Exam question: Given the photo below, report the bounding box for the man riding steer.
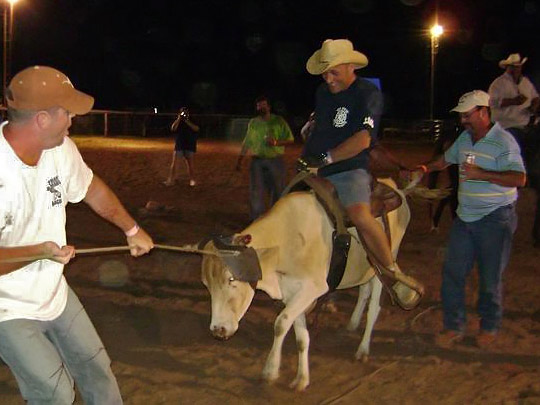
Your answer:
[300,38,415,291]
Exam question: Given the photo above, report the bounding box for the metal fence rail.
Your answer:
[1,106,457,143]
[70,110,252,141]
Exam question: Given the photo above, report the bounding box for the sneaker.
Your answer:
[189,180,196,187]
[163,179,175,187]
[476,330,497,349]
[435,330,464,348]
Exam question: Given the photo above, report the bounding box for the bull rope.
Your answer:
[319,360,399,405]
[0,243,239,263]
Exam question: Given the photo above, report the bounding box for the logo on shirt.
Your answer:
[333,107,349,128]
[363,116,374,129]
[47,176,63,207]
[0,212,13,240]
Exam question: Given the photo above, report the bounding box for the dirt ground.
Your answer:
[1,135,539,404]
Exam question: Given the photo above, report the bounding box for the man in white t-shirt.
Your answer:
[488,53,540,158]
[0,66,154,404]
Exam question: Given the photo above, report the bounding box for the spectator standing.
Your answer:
[412,90,526,348]
[165,107,200,187]
[236,96,294,220]
[488,53,540,159]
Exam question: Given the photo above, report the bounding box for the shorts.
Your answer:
[325,169,371,207]
[174,149,194,158]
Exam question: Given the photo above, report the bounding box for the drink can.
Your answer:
[465,153,475,164]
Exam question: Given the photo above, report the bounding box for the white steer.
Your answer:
[201,178,410,391]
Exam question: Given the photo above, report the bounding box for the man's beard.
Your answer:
[257,109,267,116]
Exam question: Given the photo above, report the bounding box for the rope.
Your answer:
[0,243,239,263]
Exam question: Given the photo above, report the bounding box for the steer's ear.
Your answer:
[253,247,282,300]
[234,234,252,245]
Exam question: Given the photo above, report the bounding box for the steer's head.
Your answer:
[200,236,260,340]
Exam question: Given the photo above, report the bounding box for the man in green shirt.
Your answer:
[236,96,294,220]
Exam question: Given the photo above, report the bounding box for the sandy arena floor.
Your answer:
[0,135,539,404]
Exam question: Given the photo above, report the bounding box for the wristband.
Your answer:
[125,224,140,237]
[418,165,428,173]
[324,151,334,165]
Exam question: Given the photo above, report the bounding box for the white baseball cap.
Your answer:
[450,90,490,113]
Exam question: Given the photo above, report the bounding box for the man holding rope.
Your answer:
[0,66,154,404]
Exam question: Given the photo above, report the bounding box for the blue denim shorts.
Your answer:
[175,150,194,158]
[325,169,372,207]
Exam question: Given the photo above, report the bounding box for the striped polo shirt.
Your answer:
[444,122,525,222]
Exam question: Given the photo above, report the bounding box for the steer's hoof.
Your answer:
[289,377,309,391]
[346,321,360,332]
[261,368,279,384]
[355,351,369,363]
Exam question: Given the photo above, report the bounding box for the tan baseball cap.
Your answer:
[6,66,94,115]
[450,90,490,113]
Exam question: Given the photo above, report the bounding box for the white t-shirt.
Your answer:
[488,72,539,129]
[0,121,93,322]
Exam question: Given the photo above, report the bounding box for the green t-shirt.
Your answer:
[243,114,294,158]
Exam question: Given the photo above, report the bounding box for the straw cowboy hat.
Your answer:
[499,53,528,69]
[306,39,368,75]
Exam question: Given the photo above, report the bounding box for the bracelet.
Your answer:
[324,151,333,165]
[125,224,140,237]
[418,165,428,173]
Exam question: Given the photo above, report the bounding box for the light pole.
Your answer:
[429,23,443,120]
[2,0,18,107]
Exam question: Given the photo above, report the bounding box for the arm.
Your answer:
[83,175,153,256]
[300,115,315,142]
[328,129,371,162]
[462,165,526,187]
[500,94,527,108]
[236,123,252,170]
[489,78,526,108]
[530,96,540,115]
[423,154,451,173]
[268,137,294,147]
[266,117,295,147]
[171,115,182,132]
[0,242,75,276]
[409,154,450,177]
[300,129,374,169]
[184,118,200,133]
[236,141,248,170]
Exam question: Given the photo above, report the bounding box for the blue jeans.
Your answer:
[249,156,286,220]
[441,203,517,333]
[0,287,122,404]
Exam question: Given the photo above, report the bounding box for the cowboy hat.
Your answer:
[499,53,528,69]
[306,39,368,75]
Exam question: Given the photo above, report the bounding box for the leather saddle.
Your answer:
[282,171,423,310]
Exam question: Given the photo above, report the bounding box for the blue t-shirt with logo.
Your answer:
[303,77,383,176]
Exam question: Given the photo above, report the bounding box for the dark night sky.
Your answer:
[9,0,540,120]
